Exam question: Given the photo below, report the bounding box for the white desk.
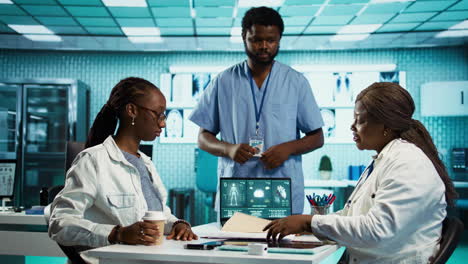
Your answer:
[0,212,64,257]
[87,223,340,264]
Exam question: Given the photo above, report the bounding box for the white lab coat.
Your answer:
[49,136,178,263]
[311,139,446,264]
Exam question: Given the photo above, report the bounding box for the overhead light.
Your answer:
[314,0,331,17]
[230,36,243,43]
[330,34,370,42]
[232,7,238,18]
[121,27,160,36]
[0,0,13,4]
[230,27,242,37]
[450,20,468,30]
[370,0,415,3]
[8,25,54,34]
[230,27,243,43]
[23,34,62,42]
[102,0,147,7]
[435,30,468,38]
[292,64,397,72]
[128,36,163,43]
[338,24,382,34]
[238,0,285,8]
[191,9,196,18]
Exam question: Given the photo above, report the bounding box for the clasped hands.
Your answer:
[227,143,291,169]
[117,221,198,245]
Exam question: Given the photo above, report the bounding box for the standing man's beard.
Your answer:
[244,43,279,66]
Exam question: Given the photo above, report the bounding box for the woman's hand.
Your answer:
[263,215,313,242]
[167,222,198,241]
[119,221,161,245]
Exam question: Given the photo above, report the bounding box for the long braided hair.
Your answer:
[85,77,159,148]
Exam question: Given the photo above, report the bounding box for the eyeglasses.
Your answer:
[133,103,166,123]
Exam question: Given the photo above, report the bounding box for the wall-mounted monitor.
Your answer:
[0,160,16,199]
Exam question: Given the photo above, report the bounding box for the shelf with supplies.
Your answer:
[292,66,406,144]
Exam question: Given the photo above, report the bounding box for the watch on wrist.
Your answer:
[110,225,122,244]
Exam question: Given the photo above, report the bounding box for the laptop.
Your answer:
[219,177,292,226]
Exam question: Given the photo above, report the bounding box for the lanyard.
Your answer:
[248,67,272,135]
[356,160,375,187]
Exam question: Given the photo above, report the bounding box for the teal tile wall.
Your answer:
[0,47,467,225]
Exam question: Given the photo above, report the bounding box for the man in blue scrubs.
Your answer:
[189,7,324,214]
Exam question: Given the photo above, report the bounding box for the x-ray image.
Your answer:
[320,109,336,138]
[164,109,184,138]
[380,72,400,83]
[192,73,211,103]
[299,69,405,143]
[171,74,192,105]
[333,72,353,105]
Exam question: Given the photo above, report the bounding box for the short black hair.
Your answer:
[241,6,284,38]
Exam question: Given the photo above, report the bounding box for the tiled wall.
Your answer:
[1,47,467,224]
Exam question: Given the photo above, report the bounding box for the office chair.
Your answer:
[44,141,87,264]
[194,148,218,224]
[432,216,464,264]
[48,142,154,263]
[65,141,85,172]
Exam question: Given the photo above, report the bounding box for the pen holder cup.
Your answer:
[310,205,330,215]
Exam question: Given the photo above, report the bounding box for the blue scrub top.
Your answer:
[190,60,324,214]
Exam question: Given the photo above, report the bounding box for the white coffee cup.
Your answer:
[142,211,166,245]
[248,243,268,256]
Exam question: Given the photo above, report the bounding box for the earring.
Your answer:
[131,117,135,126]
[383,130,388,137]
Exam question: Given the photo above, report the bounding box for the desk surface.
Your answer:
[0,211,64,257]
[0,211,46,225]
[87,223,339,264]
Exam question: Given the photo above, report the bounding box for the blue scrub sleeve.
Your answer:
[297,75,324,133]
[189,77,220,134]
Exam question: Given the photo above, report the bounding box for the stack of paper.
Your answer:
[221,212,270,233]
[199,212,321,243]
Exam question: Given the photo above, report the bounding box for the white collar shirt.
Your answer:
[49,136,178,250]
[311,139,447,264]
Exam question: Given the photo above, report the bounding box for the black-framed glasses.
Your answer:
[133,103,166,123]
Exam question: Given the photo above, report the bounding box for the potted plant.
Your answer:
[319,155,332,180]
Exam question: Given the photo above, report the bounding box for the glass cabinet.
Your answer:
[0,79,88,208]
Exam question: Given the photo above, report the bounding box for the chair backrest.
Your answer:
[195,148,218,193]
[65,141,85,172]
[432,216,464,264]
[53,141,87,264]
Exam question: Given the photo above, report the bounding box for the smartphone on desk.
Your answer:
[184,241,224,250]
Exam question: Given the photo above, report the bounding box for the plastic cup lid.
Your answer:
[142,211,166,220]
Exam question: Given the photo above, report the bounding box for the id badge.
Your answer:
[249,136,264,157]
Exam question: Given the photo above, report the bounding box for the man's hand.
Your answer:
[260,144,292,169]
[167,223,198,241]
[226,143,256,164]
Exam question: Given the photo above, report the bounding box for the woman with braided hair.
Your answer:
[49,77,197,264]
[264,82,456,263]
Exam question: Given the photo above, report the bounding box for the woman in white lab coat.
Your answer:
[49,77,198,263]
[264,82,457,263]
